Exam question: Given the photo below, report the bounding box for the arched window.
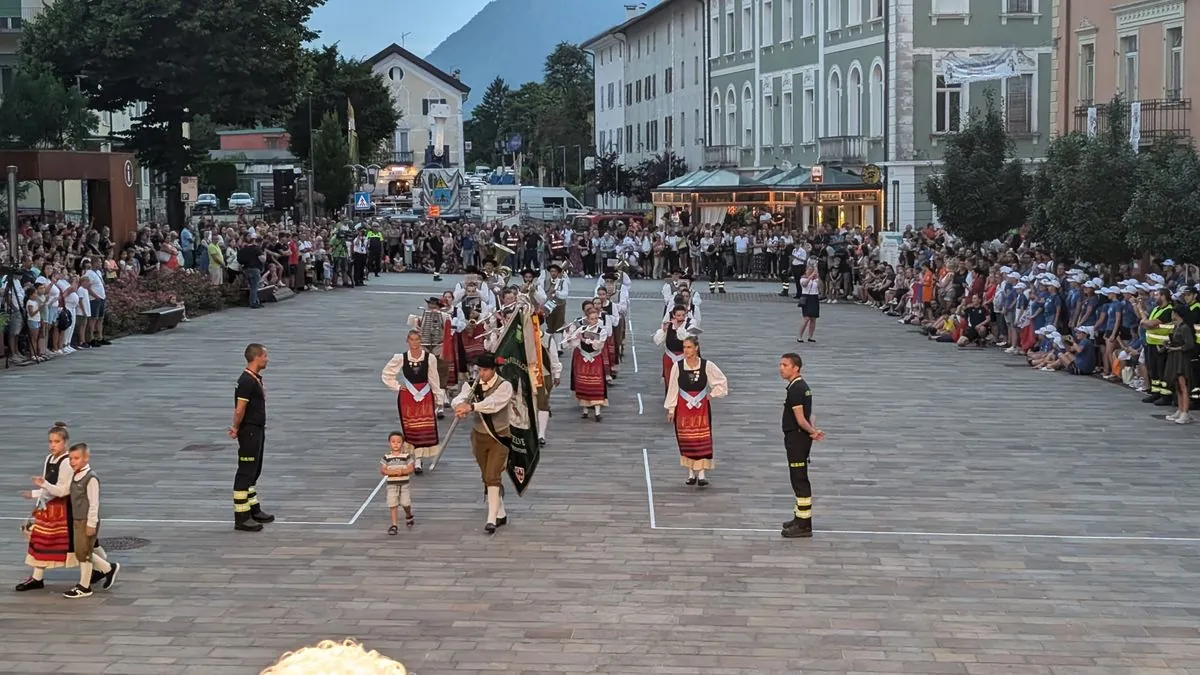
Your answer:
[847,65,862,137]
[869,62,884,138]
[827,69,842,136]
[725,87,737,146]
[742,84,754,148]
[711,90,722,144]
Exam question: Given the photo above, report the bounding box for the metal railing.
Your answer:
[388,150,415,164]
[1073,98,1192,145]
[703,145,739,168]
[817,135,867,164]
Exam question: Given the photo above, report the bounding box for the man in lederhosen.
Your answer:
[452,352,514,534]
[541,263,570,354]
[778,352,824,539]
[229,343,275,532]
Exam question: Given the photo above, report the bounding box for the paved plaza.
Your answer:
[1,274,1199,674]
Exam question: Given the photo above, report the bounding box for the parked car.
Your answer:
[195,193,219,210]
[228,192,254,209]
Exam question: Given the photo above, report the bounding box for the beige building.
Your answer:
[366,43,471,169]
[1052,0,1192,144]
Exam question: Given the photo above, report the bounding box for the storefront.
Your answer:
[653,165,884,231]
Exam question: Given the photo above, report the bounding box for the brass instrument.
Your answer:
[496,265,513,287]
[615,258,630,274]
[494,242,517,258]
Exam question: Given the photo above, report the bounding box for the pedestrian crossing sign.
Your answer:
[354,192,372,210]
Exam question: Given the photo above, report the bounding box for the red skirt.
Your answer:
[397,387,439,452]
[25,496,73,568]
[1019,324,1037,351]
[604,337,618,372]
[441,320,458,387]
[674,396,714,461]
[459,325,486,366]
[662,352,681,392]
[571,351,608,403]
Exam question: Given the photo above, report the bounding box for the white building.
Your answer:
[583,1,708,204]
[366,43,471,169]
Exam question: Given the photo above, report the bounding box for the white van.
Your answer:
[519,187,588,221]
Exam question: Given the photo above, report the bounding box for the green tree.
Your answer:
[286,45,399,166]
[465,77,511,167]
[0,62,97,149]
[1123,140,1200,262]
[21,0,322,229]
[590,152,634,197]
[922,93,1027,244]
[196,160,239,203]
[311,111,352,215]
[630,153,688,202]
[188,114,222,153]
[538,44,593,184]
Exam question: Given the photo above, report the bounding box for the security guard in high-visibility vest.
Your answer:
[1185,286,1200,402]
[366,224,384,277]
[1141,287,1176,406]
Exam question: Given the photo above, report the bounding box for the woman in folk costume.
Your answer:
[664,336,729,487]
[381,330,446,475]
[595,284,623,382]
[412,295,452,418]
[565,303,611,422]
[16,422,104,591]
[439,291,460,394]
[451,279,493,381]
[653,305,694,394]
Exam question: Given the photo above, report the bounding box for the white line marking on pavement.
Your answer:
[626,305,639,373]
[642,448,657,529]
[0,516,344,526]
[349,477,387,525]
[637,392,643,415]
[650,525,1200,543]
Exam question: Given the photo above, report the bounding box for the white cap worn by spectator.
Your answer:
[1014,282,1027,290]
[35,276,50,286]
[1148,273,1165,284]
[1000,265,1013,274]
[1163,259,1176,267]
[1076,326,1095,338]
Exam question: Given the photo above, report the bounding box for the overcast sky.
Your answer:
[309,0,492,59]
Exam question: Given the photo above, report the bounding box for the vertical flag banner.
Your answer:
[348,98,359,164]
[493,308,542,495]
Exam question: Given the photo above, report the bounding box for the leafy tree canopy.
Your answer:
[0,61,97,149]
[630,153,688,202]
[286,44,399,166]
[464,77,511,167]
[922,93,1027,245]
[21,0,323,226]
[311,111,352,215]
[1124,141,1200,263]
[589,151,635,198]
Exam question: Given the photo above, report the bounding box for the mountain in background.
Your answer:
[425,0,658,113]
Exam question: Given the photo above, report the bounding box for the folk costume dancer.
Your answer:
[779,352,824,539]
[672,285,703,325]
[452,352,514,534]
[662,270,703,318]
[452,282,492,382]
[412,296,451,418]
[664,336,729,486]
[381,330,446,475]
[565,305,611,421]
[16,423,109,591]
[536,330,563,445]
[438,291,461,398]
[455,266,497,309]
[595,284,624,383]
[653,305,694,395]
[230,343,274,532]
[539,263,570,354]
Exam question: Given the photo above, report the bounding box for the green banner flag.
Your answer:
[493,308,542,495]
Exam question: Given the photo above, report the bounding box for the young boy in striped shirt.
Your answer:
[379,431,415,535]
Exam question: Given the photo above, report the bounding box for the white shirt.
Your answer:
[734,235,750,253]
[58,280,79,310]
[791,246,808,267]
[85,269,106,300]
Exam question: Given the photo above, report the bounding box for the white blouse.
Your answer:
[664,358,729,411]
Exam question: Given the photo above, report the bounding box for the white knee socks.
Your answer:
[31,567,44,581]
[537,410,549,437]
[486,485,501,524]
[79,562,92,587]
[593,405,601,415]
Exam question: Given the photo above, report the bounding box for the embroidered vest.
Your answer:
[676,358,709,409]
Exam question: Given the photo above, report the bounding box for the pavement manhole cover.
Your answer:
[138,362,168,368]
[99,536,149,551]
[181,443,223,452]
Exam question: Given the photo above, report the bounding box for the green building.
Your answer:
[698,0,1050,230]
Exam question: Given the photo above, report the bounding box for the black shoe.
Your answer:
[234,519,263,532]
[1143,393,1162,403]
[496,516,507,527]
[1155,397,1175,407]
[538,437,546,446]
[484,522,496,534]
[62,584,92,599]
[388,525,398,535]
[594,414,602,422]
[581,410,589,419]
[14,577,44,592]
[685,476,697,486]
[437,411,445,420]
[102,562,120,590]
[99,339,112,346]
[697,478,709,487]
[781,519,813,538]
[90,569,104,587]
[414,465,424,475]
[250,509,275,523]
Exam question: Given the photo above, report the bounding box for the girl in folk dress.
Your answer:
[653,305,693,394]
[16,422,99,591]
[381,330,445,475]
[664,336,729,487]
[565,305,611,422]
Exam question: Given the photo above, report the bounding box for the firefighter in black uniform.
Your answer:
[229,343,275,532]
[1141,288,1176,407]
[1184,286,1200,403]
[706,235,726,294]
[366,224,384,277]
[778,352,823,539]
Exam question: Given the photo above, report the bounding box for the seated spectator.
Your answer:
[956,294,990,347]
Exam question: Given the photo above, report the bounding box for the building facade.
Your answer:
[583,1,709,200]
[1051,0,1192,147]
[700,0,1051,229]
[366,43,471,170]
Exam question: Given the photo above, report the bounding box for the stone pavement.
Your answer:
[1,273,1199,674]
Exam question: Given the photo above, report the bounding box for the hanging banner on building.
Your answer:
[942,50,1018,85]
[1087,106,1098,138]
[1129,101,1142,152]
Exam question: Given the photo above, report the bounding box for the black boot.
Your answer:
[235,513,263,532]
[718,282,727,294]
[781,518,813,538]
[1156,397,1176,407]
[1143,393,1162,403]
[250,506,275,523]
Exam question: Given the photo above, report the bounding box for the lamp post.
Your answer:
[6,165,16,263]
[307,93,314,223]
[345,163,365,216]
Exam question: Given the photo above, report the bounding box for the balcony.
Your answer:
[817,135,867,165]
[388,150,415,165]
[0,6,43,31]
[1073,98,1192,146]
[703,145,739,168]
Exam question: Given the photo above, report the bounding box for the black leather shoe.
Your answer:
[15,577,44,591]
[781,519,813,538]
[685,476,697,486]
[484,522,496,534]
[496,516,507,527]
[250,510,275,523]
[414,465,424,475]
[235,519,263,532]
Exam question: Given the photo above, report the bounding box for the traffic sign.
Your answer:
[354,191,372,210]
[428,205,441,218]
[810,165,824,184]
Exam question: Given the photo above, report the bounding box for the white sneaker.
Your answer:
[1176,413,1192,425]
[1040,367,1054,372]
[1166,411,1181,422]
[1004,347,1016,354]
